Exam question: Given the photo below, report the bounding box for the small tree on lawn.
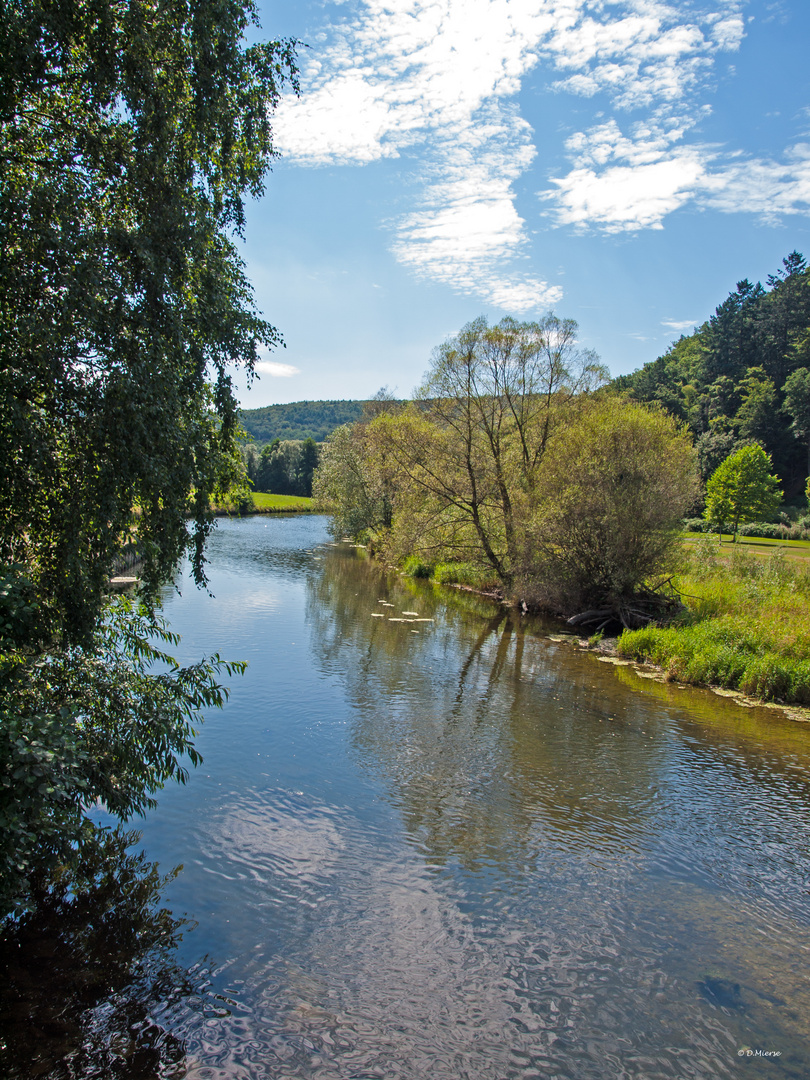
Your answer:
[704,444,782,542]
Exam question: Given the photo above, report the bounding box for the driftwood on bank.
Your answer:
[566,580,684,632]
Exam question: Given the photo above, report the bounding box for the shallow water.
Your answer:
[54,517,810,1076]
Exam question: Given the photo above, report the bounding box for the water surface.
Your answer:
[100,516,810,1077]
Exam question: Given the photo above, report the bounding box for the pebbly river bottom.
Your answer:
[23,515,810,1078]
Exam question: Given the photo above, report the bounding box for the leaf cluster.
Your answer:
[1,0,298,641]
[0,1,293,917]
[615,251,810,499]
[1,590,245,916]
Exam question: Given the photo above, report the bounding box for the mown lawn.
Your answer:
[618,539,810,705]
[681,531,810,561]
[212,492,315,514]
[250,492,314,511]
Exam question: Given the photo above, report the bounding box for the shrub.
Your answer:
[736,522,810,540]
[433,562,492,588]
[402,555,433,578]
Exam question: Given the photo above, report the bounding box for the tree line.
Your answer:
[614,251,810,500]
[241,437,320,496]
[239,399,374,444]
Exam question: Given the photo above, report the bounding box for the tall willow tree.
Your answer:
[367,316,608,587]
[0,0,297,915]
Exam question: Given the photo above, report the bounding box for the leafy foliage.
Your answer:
[366,315,608,587]
[313,423,394,538]
[0,1,295,917]
[703,444,782,541]
[526,398,697,617]
[0,0,298,640]
[243,436,320,495]
[1,589,245,916]
[315,317,697,621]
[615,251,810,499]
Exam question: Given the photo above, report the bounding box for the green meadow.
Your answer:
[618,538,810,705]
[213,492,315,514]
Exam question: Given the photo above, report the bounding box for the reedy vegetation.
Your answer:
[619,543,810,704]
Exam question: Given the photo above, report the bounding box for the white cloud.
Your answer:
[274,1,810,288]
[662,318,698,332]
[701,143,810,220]
[545,120,713,230]
[391,108,562,311]
[544,120,810,232]
[255,360,301,377]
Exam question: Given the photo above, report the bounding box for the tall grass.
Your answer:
[618,541,810,704]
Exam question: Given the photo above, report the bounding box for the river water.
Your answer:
[77,517,810,1076]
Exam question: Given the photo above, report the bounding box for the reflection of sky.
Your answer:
[126,518,810,1079]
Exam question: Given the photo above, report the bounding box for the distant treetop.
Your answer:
[239,400,402,445]
[613,250,810,499]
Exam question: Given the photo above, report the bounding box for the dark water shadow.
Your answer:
[0,831,213,1080]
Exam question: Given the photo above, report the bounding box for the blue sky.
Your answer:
[231,0,810,407]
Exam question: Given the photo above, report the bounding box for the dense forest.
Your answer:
[241,437,320,496]
[614,251,810,502]
[239,400,375,444]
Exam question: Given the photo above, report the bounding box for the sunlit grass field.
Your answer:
[250,492,314,511]
[682,531,810,561]
[213,492,315,514]
[619,539,810,705]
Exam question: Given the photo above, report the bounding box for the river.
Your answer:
[31,516,810,1077]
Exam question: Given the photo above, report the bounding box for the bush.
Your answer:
[736,522,810,540]
[402,555,433,578]
[683,517,711,533]
[433,562,492,588]
[527,399,698,612]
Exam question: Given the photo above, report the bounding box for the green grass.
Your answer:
[682,531,810,561]
[618,541,810,704]
[250,492,314,511]
[432,561,500,590]
[213,492,315,514]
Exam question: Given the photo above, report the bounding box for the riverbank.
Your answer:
[546,632,810,724]
[392,540,810,718]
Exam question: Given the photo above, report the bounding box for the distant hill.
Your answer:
[239,400,368,444]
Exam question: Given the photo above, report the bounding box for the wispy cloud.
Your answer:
[275,1,807,298]
[546,123,810,232]
[662,318,698,332]
[255,360,301,378]
[390,108,562,311]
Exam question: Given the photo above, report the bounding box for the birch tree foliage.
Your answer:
[0,0,297,916]
[1,0,298,641]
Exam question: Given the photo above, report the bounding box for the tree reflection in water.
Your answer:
[0,829,205,1080]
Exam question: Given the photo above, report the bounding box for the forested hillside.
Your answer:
[239,400,370,444]
[615,251,810,499]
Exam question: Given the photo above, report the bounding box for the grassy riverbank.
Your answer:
[213,492,315,515]
[618,539,810,705]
